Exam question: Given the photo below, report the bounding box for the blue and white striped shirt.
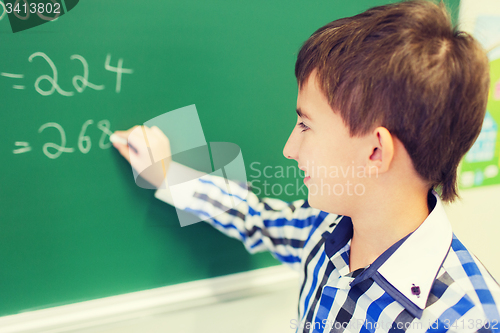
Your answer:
[155,162,500,333]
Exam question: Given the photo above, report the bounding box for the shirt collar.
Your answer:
[324,191,453,318]
[377,191,453,313]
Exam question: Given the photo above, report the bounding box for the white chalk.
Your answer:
[110,133,128,145]
[110,133,139,153]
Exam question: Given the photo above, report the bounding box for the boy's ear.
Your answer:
[367,127,394,175]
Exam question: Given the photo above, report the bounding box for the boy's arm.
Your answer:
[155,161,323,271]
[112,125,325,271]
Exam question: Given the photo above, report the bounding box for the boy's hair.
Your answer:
[295,0,490,202]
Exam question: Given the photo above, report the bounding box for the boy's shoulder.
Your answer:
[310,192,500,326]
[434,235,500,325]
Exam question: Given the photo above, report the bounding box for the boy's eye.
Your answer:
[298,122,309,132]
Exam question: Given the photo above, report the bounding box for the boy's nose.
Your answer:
[283,129,299,161]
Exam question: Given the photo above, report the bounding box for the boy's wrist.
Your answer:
[154,161,206,208]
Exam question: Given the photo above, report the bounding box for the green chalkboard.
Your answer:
[0,0,460,316]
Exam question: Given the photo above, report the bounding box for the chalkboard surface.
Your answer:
[0,0,460,316]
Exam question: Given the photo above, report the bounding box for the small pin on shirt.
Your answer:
[411,284,421,297]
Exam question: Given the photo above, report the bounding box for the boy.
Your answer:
[113,0,500,332]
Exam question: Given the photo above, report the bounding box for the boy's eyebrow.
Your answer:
[296,108,311,120]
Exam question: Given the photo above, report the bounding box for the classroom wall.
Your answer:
[445,185,500,281]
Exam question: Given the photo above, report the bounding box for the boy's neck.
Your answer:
[348,186,431,272]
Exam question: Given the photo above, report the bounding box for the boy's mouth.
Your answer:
[300,167,310,183]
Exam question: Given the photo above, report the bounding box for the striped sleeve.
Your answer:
[154,162,323,270]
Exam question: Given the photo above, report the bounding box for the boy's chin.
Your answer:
[307,193,349,216]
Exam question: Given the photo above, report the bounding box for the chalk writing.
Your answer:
[14,119,114,159]
[1,52,133,95]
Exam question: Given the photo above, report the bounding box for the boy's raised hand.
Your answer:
[112,125,172,189]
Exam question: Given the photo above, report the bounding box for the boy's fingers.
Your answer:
[128,126,149,144]
[151,126,170,143]
[114,125,141,138]
[113,131,126,139]
[112,125,171,164]
[113,142,131,162]
[114,125,166,143]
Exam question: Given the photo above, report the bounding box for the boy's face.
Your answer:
[283,70,372,214]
